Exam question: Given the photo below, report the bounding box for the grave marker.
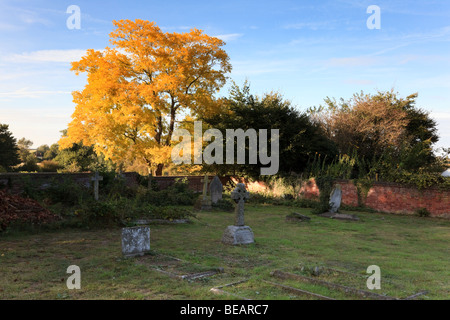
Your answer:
[209,176,223,204]
[91,171,103,201]
[121,226,151,258]
[222,183,254,245]
[329,184,342,214]
[200,175,212,210]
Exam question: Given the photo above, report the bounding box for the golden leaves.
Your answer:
[62,19,231,170]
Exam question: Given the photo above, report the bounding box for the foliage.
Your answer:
[43,144,60,160]
[201,82,337,178]
[369,147,450,190]
[55,141,116,173]
[212,198,234,212]
[19,154,41,172]
[310,90,440,170]
[0,124,20,170]
[65,198,196,228]
[17,137,33,162]
[415,207,431,218]
[136,178,197,206]
[311,175,335,214]
[60,19,232,175]
[39,160,62,172]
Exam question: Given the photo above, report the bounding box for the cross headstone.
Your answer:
[209,176,223,204]
[329,184,342,214]
[222,183,254,245]
[200,175,212,210]
[201,175,210,199]
[91,171,103,201]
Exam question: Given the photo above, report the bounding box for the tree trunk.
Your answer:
[155,163,164,176]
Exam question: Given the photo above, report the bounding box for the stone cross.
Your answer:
[231,183,250,226]
[200,175,212,210]
[91,171,103,201]
[201,174,210,200]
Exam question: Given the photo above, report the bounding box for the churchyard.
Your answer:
[0,174,449,300]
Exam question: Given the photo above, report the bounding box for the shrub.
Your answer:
[43,178,91,206]
[415,207,431,217]
[212,199,234,212]
[136,178,196,206]
[144,206,196,221]
[77,200,123,227]
[311,175,334,214]
[40,160,62,172]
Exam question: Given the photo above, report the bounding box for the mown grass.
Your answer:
[0,204,449,300]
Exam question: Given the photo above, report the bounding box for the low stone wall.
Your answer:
[0,172,140,194]
[151,176,231,193]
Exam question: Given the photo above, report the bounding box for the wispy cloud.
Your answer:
[215,33,244,42]
[344,79,375,85]
[326,56,380,67]
[283,20,338,31]
[0,88,71,100]
[4,49,90,63]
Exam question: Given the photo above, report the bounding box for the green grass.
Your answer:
[1,204,449,300]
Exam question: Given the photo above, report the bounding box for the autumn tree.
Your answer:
[60,19,232,175]
[309,90,440,173]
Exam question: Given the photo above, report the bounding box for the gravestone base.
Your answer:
[121,226,151,258]
[222,226,254,245]
[201,198,212,211]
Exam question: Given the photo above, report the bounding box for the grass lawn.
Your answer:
[1,204,449,300]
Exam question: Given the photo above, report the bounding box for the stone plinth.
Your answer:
[222,226,254,245]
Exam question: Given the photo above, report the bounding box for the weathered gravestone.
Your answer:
[209,176,223,204]
[121,226,151,258]
[222,183,254,245]
[319,184,359,221]
[329,184,342,214]
[201,175,212,210]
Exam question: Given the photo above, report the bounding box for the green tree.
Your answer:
[17,137,33,162]
[55,142,116,173]
[0,124,20,170]
[20,153,40,172]
[311,90,440,171]
[43,143,59,160]
[36,144,50,160]
[201,82,337,178]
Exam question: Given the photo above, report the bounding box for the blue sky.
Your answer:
[0,0,449,152]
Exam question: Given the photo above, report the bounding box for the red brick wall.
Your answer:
[300,178,449,218]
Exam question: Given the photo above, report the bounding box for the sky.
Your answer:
[0,0,449,152]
